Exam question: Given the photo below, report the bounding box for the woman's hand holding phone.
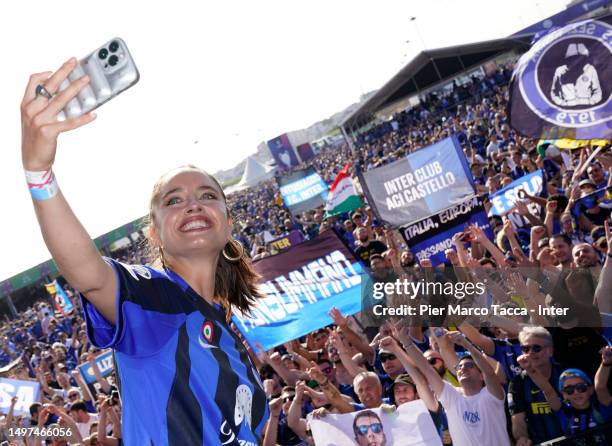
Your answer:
[21,58,96,171]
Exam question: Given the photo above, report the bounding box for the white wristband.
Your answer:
[25,169,59,201]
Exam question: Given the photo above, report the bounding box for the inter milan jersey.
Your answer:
[80,259,269,446]
[491,338,522,383]
[508,366,563,444]
[558,396,612,438]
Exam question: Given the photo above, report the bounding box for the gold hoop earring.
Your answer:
[223,239,244,262]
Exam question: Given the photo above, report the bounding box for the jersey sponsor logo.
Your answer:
[531,401,552,414]
[220,420,236,444]
[219,421,257,446]
[198,320,218,349]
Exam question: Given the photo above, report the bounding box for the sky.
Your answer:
[0,0,569,281]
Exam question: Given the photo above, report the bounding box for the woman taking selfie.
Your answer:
[21,58,269,445]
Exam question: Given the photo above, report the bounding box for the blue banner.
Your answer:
[359,135,475,227]
[267,133,299,171]
[232,230,364,351]
[278,167,329,215]
[489,170,546,217]
[400,197,493,266]
[78,350,114,385]
[0,378,40,416]
[45,280,74,315]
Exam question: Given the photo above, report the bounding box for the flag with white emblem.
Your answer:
[508,15,612,140]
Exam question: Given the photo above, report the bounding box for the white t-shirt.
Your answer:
[438,381,510,446]
[76,413,99,439]
[486,141,500,156]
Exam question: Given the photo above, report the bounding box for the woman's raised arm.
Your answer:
[21,58,117,324]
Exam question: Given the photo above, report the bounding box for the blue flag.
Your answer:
[45,280,74,315]
[278,167,329,215]
[78,350,114,384]
[400,197,493,266]
[0,378,40,416]
[232,231,364,351]
[489,170,546,216]
[358,135,475,228]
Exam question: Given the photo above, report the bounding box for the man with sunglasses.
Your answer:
[376,348,405,398]
[508,326,564,446]
[352,410,387,446]
[424,350,459,388]
[557,365,612,441]
[520,346,612,444]
[401,332,509,446]
[267,387,306,446]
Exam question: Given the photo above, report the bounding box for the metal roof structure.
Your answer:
[341,35,533,129]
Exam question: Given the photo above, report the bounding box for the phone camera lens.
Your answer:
[98,48,109,60]
[108,55,119,67]
[109,41,120,53]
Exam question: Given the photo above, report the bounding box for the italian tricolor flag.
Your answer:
[324,163,363,218]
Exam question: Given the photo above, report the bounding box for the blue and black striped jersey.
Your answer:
[80,258,269,446]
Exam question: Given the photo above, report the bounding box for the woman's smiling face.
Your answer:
[150,168,231,261]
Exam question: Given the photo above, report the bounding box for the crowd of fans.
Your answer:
[1,62,612,445]
[0,295,122,445]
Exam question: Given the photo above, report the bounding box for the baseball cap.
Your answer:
[579,179,596,188]
[280,387,296,400]
[378,347,395,357]
[391,373,415,389]
[558,368,592,392]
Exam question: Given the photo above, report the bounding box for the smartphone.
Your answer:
[57,38,139,121]
[109,389,120,406]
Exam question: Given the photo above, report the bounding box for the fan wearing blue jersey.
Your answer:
[21,60,269,445]
[525,346,612,444]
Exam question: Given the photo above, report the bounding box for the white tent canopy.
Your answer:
[225,156,276,194]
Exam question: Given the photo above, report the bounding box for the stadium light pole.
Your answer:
[410,16,443,83]
[409,17,426,49]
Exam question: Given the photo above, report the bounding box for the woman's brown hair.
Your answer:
[143,165,263,320]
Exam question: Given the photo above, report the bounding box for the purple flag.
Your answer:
[296,143,315,162]
[508,15,612,140]
[267,134,299,171]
